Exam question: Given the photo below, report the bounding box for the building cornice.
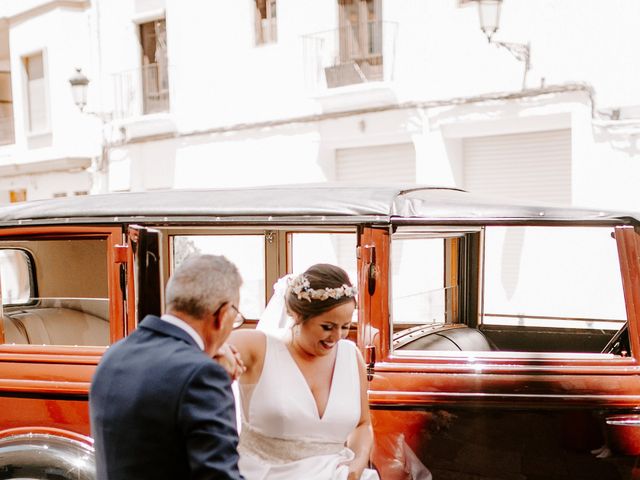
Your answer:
[0,156,91,177]
[3,0,90,27]
[118,82,595,146]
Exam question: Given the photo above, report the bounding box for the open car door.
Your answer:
[127,225,163,333]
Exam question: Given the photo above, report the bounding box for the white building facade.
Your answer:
[0,0,639,211]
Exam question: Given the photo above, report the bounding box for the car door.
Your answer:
[0,224,125,437]
[126,225,163,332]
[362,224,640,480]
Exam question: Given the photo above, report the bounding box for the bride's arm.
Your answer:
[227,329,267,384]
[344,347,375,479]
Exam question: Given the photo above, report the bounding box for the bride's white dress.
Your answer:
[237,333,380,480]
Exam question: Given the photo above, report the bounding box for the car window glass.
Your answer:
[173,235,266,320]
[391,226,628,357]
[0,249,31,305]
[483,226,626,328]
[391,235,471,352]
[392,237,448,325]
[289,233,357,283]
[289,233,358,321]
[0,239,109,347]
[479,226,626,354]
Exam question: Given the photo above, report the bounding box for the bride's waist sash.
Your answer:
[238,423,346,464]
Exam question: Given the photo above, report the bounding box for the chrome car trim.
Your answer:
[0,433,95,480]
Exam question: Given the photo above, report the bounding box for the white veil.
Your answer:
[256,274,294,336]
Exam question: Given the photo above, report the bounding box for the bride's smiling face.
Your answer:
[295,301,355,356]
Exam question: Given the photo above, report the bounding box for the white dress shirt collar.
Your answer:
[160,313,205,351]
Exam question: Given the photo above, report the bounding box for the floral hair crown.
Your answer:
[287,274,357,302]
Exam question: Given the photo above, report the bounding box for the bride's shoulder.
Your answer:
[229,329,267,358]
[230,328,266,344]
[339,340,367,380]
[339,339,364,359]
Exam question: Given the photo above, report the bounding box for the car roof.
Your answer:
[0,184,636,226]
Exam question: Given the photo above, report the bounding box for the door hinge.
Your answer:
[113,244,129,264]
[265,231,275,244]
[362,245,376,295]
[364,345,375,381]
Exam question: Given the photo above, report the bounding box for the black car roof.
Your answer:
[0,184,635,226]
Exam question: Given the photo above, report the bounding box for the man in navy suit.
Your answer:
[90,254,245,480]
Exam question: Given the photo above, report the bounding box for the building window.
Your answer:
[9,189,26,203]
[338,0,382,66]
[320,0,383,87]
[255,0,277,45]
[140,19,169,114]
[23,52,49,133]
[0,71,15,146]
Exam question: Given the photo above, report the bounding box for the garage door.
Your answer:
[463,129,571,204]
[335,143,416,182]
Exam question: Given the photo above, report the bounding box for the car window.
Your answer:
[172,235,266,319]
[391,237,448,326]
[172,232,357,322]
[483,226,625,328]
[480,226,626,354]
[289,232,358,322]
[390,233,475,352]
[0,239,110,346]
[391,226,627,357]
[0,249,31,305]
[288,232,357,286]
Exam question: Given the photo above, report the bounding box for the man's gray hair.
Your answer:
[165,254,242,319]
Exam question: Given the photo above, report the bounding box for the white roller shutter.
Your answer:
[463,129,571,204]
[334,143,415,269]
[335,143,416,182]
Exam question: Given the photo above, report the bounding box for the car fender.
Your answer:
[0,428,95,479]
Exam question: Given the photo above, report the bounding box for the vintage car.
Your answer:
[0,184,639,479]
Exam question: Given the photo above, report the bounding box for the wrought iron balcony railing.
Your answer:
[303,21,397,90]
[112,63,171,119]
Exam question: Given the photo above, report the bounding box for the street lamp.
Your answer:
[69,67,89,112]
[69,67,110,193]
[476,0,501,42]
[472,0,531,90]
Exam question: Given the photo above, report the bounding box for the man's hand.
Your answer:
[213,343,246,381]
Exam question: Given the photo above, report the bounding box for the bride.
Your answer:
[228,264,380,480]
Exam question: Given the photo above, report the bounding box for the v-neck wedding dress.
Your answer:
[237,333,380,480]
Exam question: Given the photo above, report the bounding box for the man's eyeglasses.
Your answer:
[229,304,246,329]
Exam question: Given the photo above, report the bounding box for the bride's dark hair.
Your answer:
[285,264,356,323]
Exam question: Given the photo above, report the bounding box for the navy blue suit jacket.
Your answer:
[90,315,243,480]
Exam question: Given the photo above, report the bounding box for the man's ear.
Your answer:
[211,304,227,331]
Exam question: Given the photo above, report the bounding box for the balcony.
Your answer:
[303,21,397,91]
[113,63,171,119]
